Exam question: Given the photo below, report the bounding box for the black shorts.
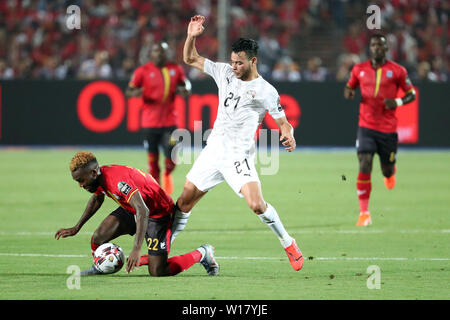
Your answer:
[356,126,398,165]
[143,126,178,158]
[109,207,174,256]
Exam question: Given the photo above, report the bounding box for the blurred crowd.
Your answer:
[0,0,448,82]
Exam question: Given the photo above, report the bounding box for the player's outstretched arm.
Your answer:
[125,86,143,98]
[125,191,149,274]
[275,116,296,152]
[344,84,356,99]
[183,15,206,71]
[54,193,104,240]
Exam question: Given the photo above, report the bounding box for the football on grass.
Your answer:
[94,243,125,274]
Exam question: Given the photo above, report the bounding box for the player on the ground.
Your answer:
[344,34,416,226]
[125,42,191,195]
[54,151,219,276]
[164,15,303,271]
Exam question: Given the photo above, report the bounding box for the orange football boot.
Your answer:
[384,165,397,190]
[384,175,396,189]
[284,239,304,271]
[356,211,372,226]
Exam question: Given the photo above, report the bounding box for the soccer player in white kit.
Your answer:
[171,15,303,271]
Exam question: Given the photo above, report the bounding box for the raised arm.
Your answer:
[183,15,206,71]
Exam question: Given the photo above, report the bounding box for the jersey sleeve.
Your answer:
[203,58,232,86]
[346,65,360,89]
[116,180,139,203]
[265,87,286,119]
[397,66,414,93]
[129,67,143,88]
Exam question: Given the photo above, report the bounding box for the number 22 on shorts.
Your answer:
[147,237,159,251]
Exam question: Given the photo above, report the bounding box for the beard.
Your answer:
[236,66,251,80]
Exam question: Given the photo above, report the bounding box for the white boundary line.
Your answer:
[0,253,448,261]
[1,229,449,236]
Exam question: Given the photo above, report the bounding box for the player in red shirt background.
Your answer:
[125,42,191,195]
[344,34,416,226]
[54,151,218,276]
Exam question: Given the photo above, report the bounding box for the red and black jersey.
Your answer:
[347,60,414,133]
[94,165,173,218]
[129,62,186,128]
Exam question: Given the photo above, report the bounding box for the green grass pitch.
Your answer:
[0,148,449,300]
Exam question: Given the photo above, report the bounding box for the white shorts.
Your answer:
[186,143,260,197]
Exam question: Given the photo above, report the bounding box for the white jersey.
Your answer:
[203,58,285,158]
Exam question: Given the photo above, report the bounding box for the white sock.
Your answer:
[257,203,293,248]
[171,205,191,244]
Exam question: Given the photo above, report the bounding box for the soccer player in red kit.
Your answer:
[54,151,218,276]
[344,34,416,226]
[125,42,191,195]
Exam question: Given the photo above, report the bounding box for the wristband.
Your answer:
[395,98,403,106]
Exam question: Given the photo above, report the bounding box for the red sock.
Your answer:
[167,250,202,276]
[139,254,149,266]
[164,157,176,176]
[90,236,100,257]
[147,153,160,184]
[356,172,371,213]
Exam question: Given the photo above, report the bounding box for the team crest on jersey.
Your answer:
[246,90,256,99]
[360,71,365,77]
[170,69,176,77]
[117,181,132,195]
[386,70,393,78]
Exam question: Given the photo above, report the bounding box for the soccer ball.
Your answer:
[93,243,125,274]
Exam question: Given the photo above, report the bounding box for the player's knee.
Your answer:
[177,198,193,213]
[91,230,106,245]
[359,160,372,173]
[147,264,169,277]
[176,184,198,212]
[248,200,266,214]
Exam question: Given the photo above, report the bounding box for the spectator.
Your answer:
[303,56,328,81]
[0,59,14,79]
[78,50,112,79]
[429,56,448,82]
[336,53,360,82]
[414,61,433,81]
[271,56,301,82]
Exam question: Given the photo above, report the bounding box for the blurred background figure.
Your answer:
[78,50,112,79]
[303,56,327,81]
[0,59,14,79]
[0,0,446,82]
[271,56,301,82]
[335,53,361,81]
[125,42,191,195]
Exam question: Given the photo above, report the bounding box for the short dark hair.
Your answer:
[369,33,387,43]
[231,38,259,59]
